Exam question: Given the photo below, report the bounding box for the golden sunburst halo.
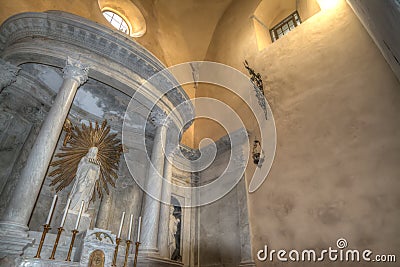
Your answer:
[49,119,122,202]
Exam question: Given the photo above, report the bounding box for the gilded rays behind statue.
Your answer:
[50,119,122,210]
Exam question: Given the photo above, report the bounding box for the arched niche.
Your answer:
[170,196,182,262]
[97,0,146,37]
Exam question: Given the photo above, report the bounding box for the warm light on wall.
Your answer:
[317,0,340,10]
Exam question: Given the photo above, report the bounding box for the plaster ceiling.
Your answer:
[131,0,302,66]
[150,0,233,65]
[254,0,297,28]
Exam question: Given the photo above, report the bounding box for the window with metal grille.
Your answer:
[270,11,301,42]
[102,11,130,34]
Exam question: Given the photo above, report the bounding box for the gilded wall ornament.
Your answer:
[50,119,122,202]
[88,250,105,267]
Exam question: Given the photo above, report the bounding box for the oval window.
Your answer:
[102,11,130,34]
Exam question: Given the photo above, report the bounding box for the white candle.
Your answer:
[74,201,84,230]
[117,212,125,239]
[127,214,133,240]
[46,195,58,225]
[137,216,142,243]
[60,198,71,227]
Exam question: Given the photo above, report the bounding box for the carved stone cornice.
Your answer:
[0,11,194,129]
[149,109,171,127]
[0,58,20,90]
[63,57,89,85]
[179,144,200,160]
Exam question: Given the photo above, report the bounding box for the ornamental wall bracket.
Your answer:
[243,60,268,120]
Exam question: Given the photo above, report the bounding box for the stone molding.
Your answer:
[179,144,201,160]
[149,109,168,127]
[0,11,194,130]
[0,58,20,90]
[0,222,33,258]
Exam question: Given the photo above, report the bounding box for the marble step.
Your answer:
[18,258,80,267]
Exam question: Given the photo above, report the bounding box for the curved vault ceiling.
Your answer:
[137,0,297,66]
[150,0,233,66]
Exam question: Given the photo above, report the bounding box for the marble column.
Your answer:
[158,148,175,258]
[0,57,88,257]
[140,112,168,253]
[0,59,20,93]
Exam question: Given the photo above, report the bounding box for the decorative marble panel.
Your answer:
[0,111,31,194]
[77,228,115,267]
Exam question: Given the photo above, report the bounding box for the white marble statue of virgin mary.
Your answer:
[168,206,180,259]
[69,147,101,212]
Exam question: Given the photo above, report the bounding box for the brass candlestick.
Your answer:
[49,227,64,260]
[123,240,132,267]
[65,229,79,261]
[112,237,121,267]
[34,224,51,258]
[133,242,141,267]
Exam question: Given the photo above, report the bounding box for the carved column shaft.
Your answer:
[158,150,175,258]
[0,59,20,93]
[140,117,168,253]
[0,58,88,228]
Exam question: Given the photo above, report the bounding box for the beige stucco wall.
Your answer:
[200,0,400,265]
[297,0,321,21]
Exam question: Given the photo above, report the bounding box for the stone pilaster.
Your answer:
[0,59,20,93]
[0,57,88,257]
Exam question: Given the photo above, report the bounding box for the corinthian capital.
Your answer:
[0,59,20,90]
[149,110,171,127]
[63,57,89,85]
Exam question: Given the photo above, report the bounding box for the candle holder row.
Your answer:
[112,212,142,267]
[112,238,141,267]
[34,195,84,261]
[34,195,142,267]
